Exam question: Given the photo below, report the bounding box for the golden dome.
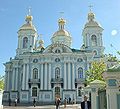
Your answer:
[39,39,44,44]
[88,12,95,21]
[88,12,95,17]
[26,15,33,21]
[19,15,36,31]
[53,29,70,37]
[58,18,66,24]
[84,12,103,29]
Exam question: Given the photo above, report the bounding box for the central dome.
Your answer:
[53,29,70,37]
[51,18,72,47]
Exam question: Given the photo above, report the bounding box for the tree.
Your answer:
[0,76,4,90]
[86,60,107,84]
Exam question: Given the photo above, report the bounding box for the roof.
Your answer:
[53,29,70,37]
[107,64,120,72]
[19,23,36,31]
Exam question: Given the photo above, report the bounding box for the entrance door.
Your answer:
[55,87,60,98]
[32,87,38,101]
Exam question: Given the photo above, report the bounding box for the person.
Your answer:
[81,96,91,109]
[68,97,71,104]
[64,98,67,108]
[72,98,75,104]
[9,98,11,106]
[14,98,17,106]
[55,98,61,109]
[33,98,36,107]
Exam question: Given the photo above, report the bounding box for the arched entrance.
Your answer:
[55,87,60,98]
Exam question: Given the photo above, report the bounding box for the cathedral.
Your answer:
[3,10,104,103]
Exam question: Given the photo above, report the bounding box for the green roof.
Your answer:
[107,64,120,72]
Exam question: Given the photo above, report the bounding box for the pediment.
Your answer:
[43,43,72,53]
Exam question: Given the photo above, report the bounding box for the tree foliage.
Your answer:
[0,76,4,90]
[106,54,118,62]
[86,60,107,84]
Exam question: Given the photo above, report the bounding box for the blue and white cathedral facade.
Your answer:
[3,10,104,103]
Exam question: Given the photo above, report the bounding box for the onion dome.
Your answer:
[19,14,36,31]
[51,18,72,47]
[39,39,44,45]
[37,40,45,51]
[37,35,45,51]
[53,18,70,37]
[84,12,102,29]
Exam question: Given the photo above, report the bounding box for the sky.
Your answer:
[0,0,120,76]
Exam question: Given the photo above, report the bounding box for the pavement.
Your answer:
[3,104,81,109]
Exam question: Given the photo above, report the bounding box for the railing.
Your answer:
[28,79,40,84]
[51,78,63,83]
[75,78,85,83]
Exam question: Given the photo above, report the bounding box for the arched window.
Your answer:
[32,87,37,97]
[77,58,83,62]
[91,35,97,46]
[78,87,82,96]
[93,50,97,56]
[55,58,60,62]
[78,67,83,78]
[23,37,28,48]
[55,67,60,79]
[55,49,61,53]
[33,68,38,79]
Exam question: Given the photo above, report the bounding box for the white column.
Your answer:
[15,68,18,91]
[100,34,103,46]
[64,63,67,89]
[26,64,29,90]
[44,63,47,90]
[41,64,43,90]
[48,63,51,90]
[18,37,20,48]
[20,37,22,49]
[4,71,7,91]
[12,69,15,90]
[86,35,87,46]
[68,63,71,89]
[7,72,9,91]
[72,63,75,89]
[22,65,25,90]
[87,34,90,46]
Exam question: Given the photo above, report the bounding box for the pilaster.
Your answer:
[64,63,67,89]
[48,63,51,90]
[41,64,43,90]
[68,63,71,89]
[72,63,75,89]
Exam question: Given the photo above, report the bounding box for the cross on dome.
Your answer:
[88,5,93,12]
[58,12,66,30]
[28,7,31,15]
[88,5,95,21]
[25,7,33,24]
